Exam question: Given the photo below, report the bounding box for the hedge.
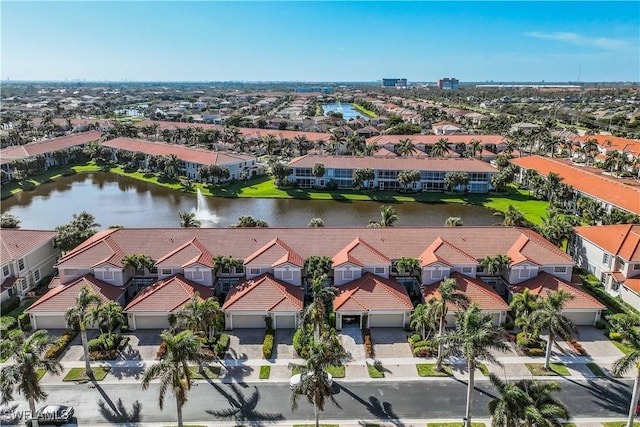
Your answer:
[45,330,78,360]
[1,297,20,315]
[262,330,275,359]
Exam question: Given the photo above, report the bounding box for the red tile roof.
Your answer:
[1,229,58,262]
[333,238,390,267]
[156,238,215,268]
[0,131,103,165]
[366,134,507,146]
[55,227,573,275]
[573,225,640,262]
[289,155,498,173]
[623,278,640,293]
[103,137,254,166]
[244,237,304,267]
[27,274,124,313]
[573,135,640,156]
[419,237,477,267]
[511,272,606,310]
[125,274,214,313]
[421,272,510,311]
[510,156,640,215]
[222,273,303,312]
[333,272,413,311]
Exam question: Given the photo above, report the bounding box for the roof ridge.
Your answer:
[125,276,172,310]
[371,274,414,308]
[155,239,195,264]
[438,238,478,263]
[451,272,508,308]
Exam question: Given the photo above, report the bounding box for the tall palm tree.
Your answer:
[176,292,224,341]
[141,330,204,427]
[290,341,345,427]
[178,211,201,228]
[302,277,338,342]
[409,303,434,340]
[0,330,63,427]
[581,138,600,166]
[65,285,102,376]
[480,255,512,278]
[431,138,451,158]
[497,205,526,227]
[428,278,470,371]
[88,301,125,340]
[487,372,531,427]
[396,138,415,157]
[509,289,540,340]
[294,135,310,155]
[612,328,640,427]
[377,205,398,227]
[530,290,577,370]
[437,303,509,427]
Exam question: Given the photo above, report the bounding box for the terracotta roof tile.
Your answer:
[124,274,214,313]
[511,272,606,310]
[419,237,478,267]
[244,238,304,267]
[333,238,390,267]
[222,273,303,312]
[333,272,413,311]
[0,131,103,165]
[623,278,640,293]
[1,229,57,263]
[27,274,124,313]
[366,134,507,146]
[574,225,640,262]
[421,272,509,311]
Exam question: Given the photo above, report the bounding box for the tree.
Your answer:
[445,217,463,227]
[410,304,435,340]
[141,330,205,427]
[302,277,338,342]
[308,218,325,227]
[304,256,333,283]
[312,163,325,180]
[54,211,100,252]
[612,328,640,427]
[510,289,540,339]
[428,278,470,371]
[176,292,223,341]
[0,330,63,427]
[437,303,509,427]
[178,211,201,228]
[231,215,268,228]
[487,372,532,427]
[65,285,102,376]
[530,290,577,370]
[397,170,420,192]
[431,138,451,158]
[290,341,345,427]
[393,257,421,278]
[480,255,512,278]
[444,172,469,192]
[576,197,605,226]
[368,205,398,227]
[352,168,374,189]
[537,210,575,247]
[497,205,526,227]
[1,213,21,228]
[163,154,182,178]
[396,138,415,157]
[271,162,290,186]
[88,301,125,340]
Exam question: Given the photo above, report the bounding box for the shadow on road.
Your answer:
[93,380,142,423]
[205,382,284,425]
[338,384,405,427]
[569,377,629,415]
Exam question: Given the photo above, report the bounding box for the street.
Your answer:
[1,378,633,425]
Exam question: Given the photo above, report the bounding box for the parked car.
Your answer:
[31,405,74,425]
[289,371,333,390]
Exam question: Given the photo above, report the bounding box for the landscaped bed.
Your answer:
[367,362,385,378]
[416,363,453,377]
[525,363,570,376]
[63,366,111,382]
[187,366,221,379]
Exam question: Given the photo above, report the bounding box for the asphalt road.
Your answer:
[1,378,634,425]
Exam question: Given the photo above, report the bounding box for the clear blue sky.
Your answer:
[2,1,638,82]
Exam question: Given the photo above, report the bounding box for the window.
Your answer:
[190,269,204,281]
[2,266,8,277]
[374,267,385,274]
[250,268,261,275]
[102,268,114,281]
[33,270,40,282]
[602,253,611,266]
[462,266,473,274]
[281,269,293,280]
[235,265,244,274]
[221,266,231,274]
[161,268,172,275]
[518,268,531,279]
[18,259,25,271]
[600,272,607,285]
[343,269,353,280]
[553,266,567,274]
[430,269,443,280]
[634,264,640,271]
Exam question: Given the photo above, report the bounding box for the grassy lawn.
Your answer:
[63,366,111,381]
[352,103,378,117]
[326,365,346,378]
[259,365,271,379]
[36,368,46,381]
[367,363,385,378]
[188,366,221,379]
[477,363,489,376]
[602,423,640,427]
[427,423,486,427]
[586,362,607,377]
[293,425,339,427]
[525,363,570,376]
[416,363,453,377]
[563,424,577,427]
[612,340,634,355]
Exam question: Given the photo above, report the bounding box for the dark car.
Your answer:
[32,405,74,425]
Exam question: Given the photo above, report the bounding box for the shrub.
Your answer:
[1,297,20,315]
[412,340,430,349]
[503,320,515,330]
[89,350,118,360]
[594,320,607,329]
[215,333,230,354]
[408,334,422,344]
[45,330,78,360]
[0,316,17,331]
[262,331,274,359]
[516,332,529,347]
[17,312,30,330]
[328,312,336,328]
[363,328,374,358]
[413,346,435,357]
[609,331,623,342]
[525,347,545,356]
[156,341,167,359]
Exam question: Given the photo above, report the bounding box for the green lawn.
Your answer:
[63,366,111,381]
[259,365,271,379]
[525,363,570,376]
[36,368,46,381]
[477,363,489,376]
[326,365,346,378]
[367,363,385,378]
[601,422,640,427]
[585,362,607,377]
[188,366,221,379]
[612,340,634,356]
[293,425,339,427]
[352,103,378,117]
[427,423,485,427]
[416,363,453,377]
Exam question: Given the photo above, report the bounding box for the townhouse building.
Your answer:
[26,226,603,331]
[288,155,498,192]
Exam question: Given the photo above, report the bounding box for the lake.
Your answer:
[322,103,370,121]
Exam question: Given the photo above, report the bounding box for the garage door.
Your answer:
[134,315,170,330]
[231,314,266,329]
[274,315,296,329]
[563,311,596,326]
[369,313,404,328]
[33,315,67,329]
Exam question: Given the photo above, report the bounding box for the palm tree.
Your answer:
[88,301,125,340]
[480,255,512,278]
[65,285,102,376]
[428,278,470,371]
[510,289,540,340]
[176,292,223,341]
[294,135,310,155]
[437,303,509,427]
[302,277,338,342]
[581,138,600,166]
[163,154,182,178]
[530,290,577,370]
[290,341,345,427]
[393,257,421,278]
[487,372,531,427]
[178,211,201,228]
[0,330,63,426]
[396,138,415,157]
[369,205,398,227]
[445,217,463,227]
[141,330,205,427]
[431,138,450,158]
[612,328,640,427]
[410,303,434,340]
[497,205,526,227]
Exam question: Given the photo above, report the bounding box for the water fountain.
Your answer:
[191,188,219,225]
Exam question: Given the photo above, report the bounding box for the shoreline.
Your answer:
[1,162,548,225]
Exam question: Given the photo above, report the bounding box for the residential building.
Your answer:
[437,78,459,90]
[288,155,498,192]
[25,226,597,330]
[1,229,60,302]
[570,225,640,309]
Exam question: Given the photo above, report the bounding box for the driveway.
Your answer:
[117,329,162,361]
[369,328,412,358]
[225,329,265,361]
[339,324,365,361]
[560,326,624,358]
[273,329,295,359]
[58,329,101,363]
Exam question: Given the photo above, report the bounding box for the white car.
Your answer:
[289,371,333,390]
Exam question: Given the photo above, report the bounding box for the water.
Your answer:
[1,173,499,229]
[322,103,370,121]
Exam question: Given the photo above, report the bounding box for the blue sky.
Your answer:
[2,1,638,82]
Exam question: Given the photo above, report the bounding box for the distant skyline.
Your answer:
[2,1,639,83]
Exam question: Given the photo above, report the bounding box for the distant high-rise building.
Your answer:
[438,78,459,90]
[382,78,408,88]
[295,87,333,94]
